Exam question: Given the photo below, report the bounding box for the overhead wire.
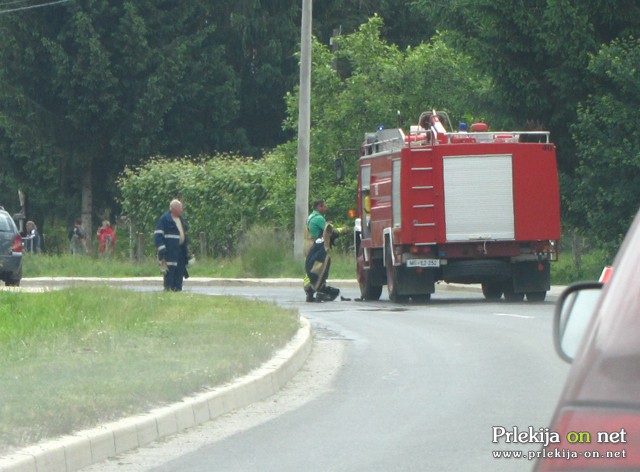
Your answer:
[0,0,33,7]
[0,0,71,15]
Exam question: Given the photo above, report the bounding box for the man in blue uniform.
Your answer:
[154,199,190,291]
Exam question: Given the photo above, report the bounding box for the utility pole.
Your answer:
[293,0,312,259]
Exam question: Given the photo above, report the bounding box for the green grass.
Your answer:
[24,254,160,277]
[550,249,610,285]
[24,247,609,285]
[22,251,357,280]
[0,287,299,454]
[23,249,604,286]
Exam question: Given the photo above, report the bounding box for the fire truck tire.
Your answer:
[411,294,431,303]
[357,247,382,300]
[526,291,546,302]
[385,245,408,303]
[481,282,503,300]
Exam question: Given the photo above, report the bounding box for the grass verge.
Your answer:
[22,251,356,280]
[0,287,299,455]
[551,249,610,285]
[23,247,601,286]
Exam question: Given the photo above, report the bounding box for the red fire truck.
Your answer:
[354,110,561,302]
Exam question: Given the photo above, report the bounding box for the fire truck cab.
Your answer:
[355,111,561,303]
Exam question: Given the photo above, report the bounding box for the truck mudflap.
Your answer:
[511,260,550,293]
[393,264,436,297]
[443,259,511,284]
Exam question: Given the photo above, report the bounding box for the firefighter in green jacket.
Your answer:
[303,199,345,302]
[304,199,327,254]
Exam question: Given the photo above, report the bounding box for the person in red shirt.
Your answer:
[97,220,116,255]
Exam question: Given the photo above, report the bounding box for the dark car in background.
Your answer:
[0,207,23,286]
[534,209,640,471]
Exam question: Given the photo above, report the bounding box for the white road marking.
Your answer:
[493,313,534,319]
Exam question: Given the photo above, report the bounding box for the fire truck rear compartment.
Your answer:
[443,155,515,241]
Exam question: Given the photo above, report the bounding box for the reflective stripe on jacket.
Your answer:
[154,211,189,262]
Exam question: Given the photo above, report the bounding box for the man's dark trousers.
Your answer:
[164,250,187,291]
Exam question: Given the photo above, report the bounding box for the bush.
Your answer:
[118,155,275,257]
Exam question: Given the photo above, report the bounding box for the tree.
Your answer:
[571,37,640,248]
[266,16,486,228]
[313,0,434,48]
[208,0,302,155]
[0,1,239,239]
[413,0,640,176]
[203,0,441,157]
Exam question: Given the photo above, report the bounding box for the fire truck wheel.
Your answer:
[357,247,382,300]
[481,282,503,300]
[504,290,525,302]
[411,294,431,303]
[526,291,546,302]
[385,245,408,303]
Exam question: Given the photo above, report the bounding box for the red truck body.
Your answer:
[355,113,561,302]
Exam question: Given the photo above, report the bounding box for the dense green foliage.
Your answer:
[415,0,640,169]
[0,0,430,232]
[0,0,238,237]
[415,0,640,237]
[117,17,485,234]
[118,155,273,255]
[267,17,486,225]
[571,37,640,248]
[1,1,639,251]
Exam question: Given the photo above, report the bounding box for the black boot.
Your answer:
[317,285,340,301]
[304,286,316,303]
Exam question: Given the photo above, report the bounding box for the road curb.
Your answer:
[0,317,312,472]
[20,277,566,295]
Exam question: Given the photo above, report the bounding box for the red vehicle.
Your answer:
[534,208,640,471]
[354,111,561,302]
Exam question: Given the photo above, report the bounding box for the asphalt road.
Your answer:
[86,284,570,472]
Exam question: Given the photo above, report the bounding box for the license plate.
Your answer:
[406,259,440,268]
